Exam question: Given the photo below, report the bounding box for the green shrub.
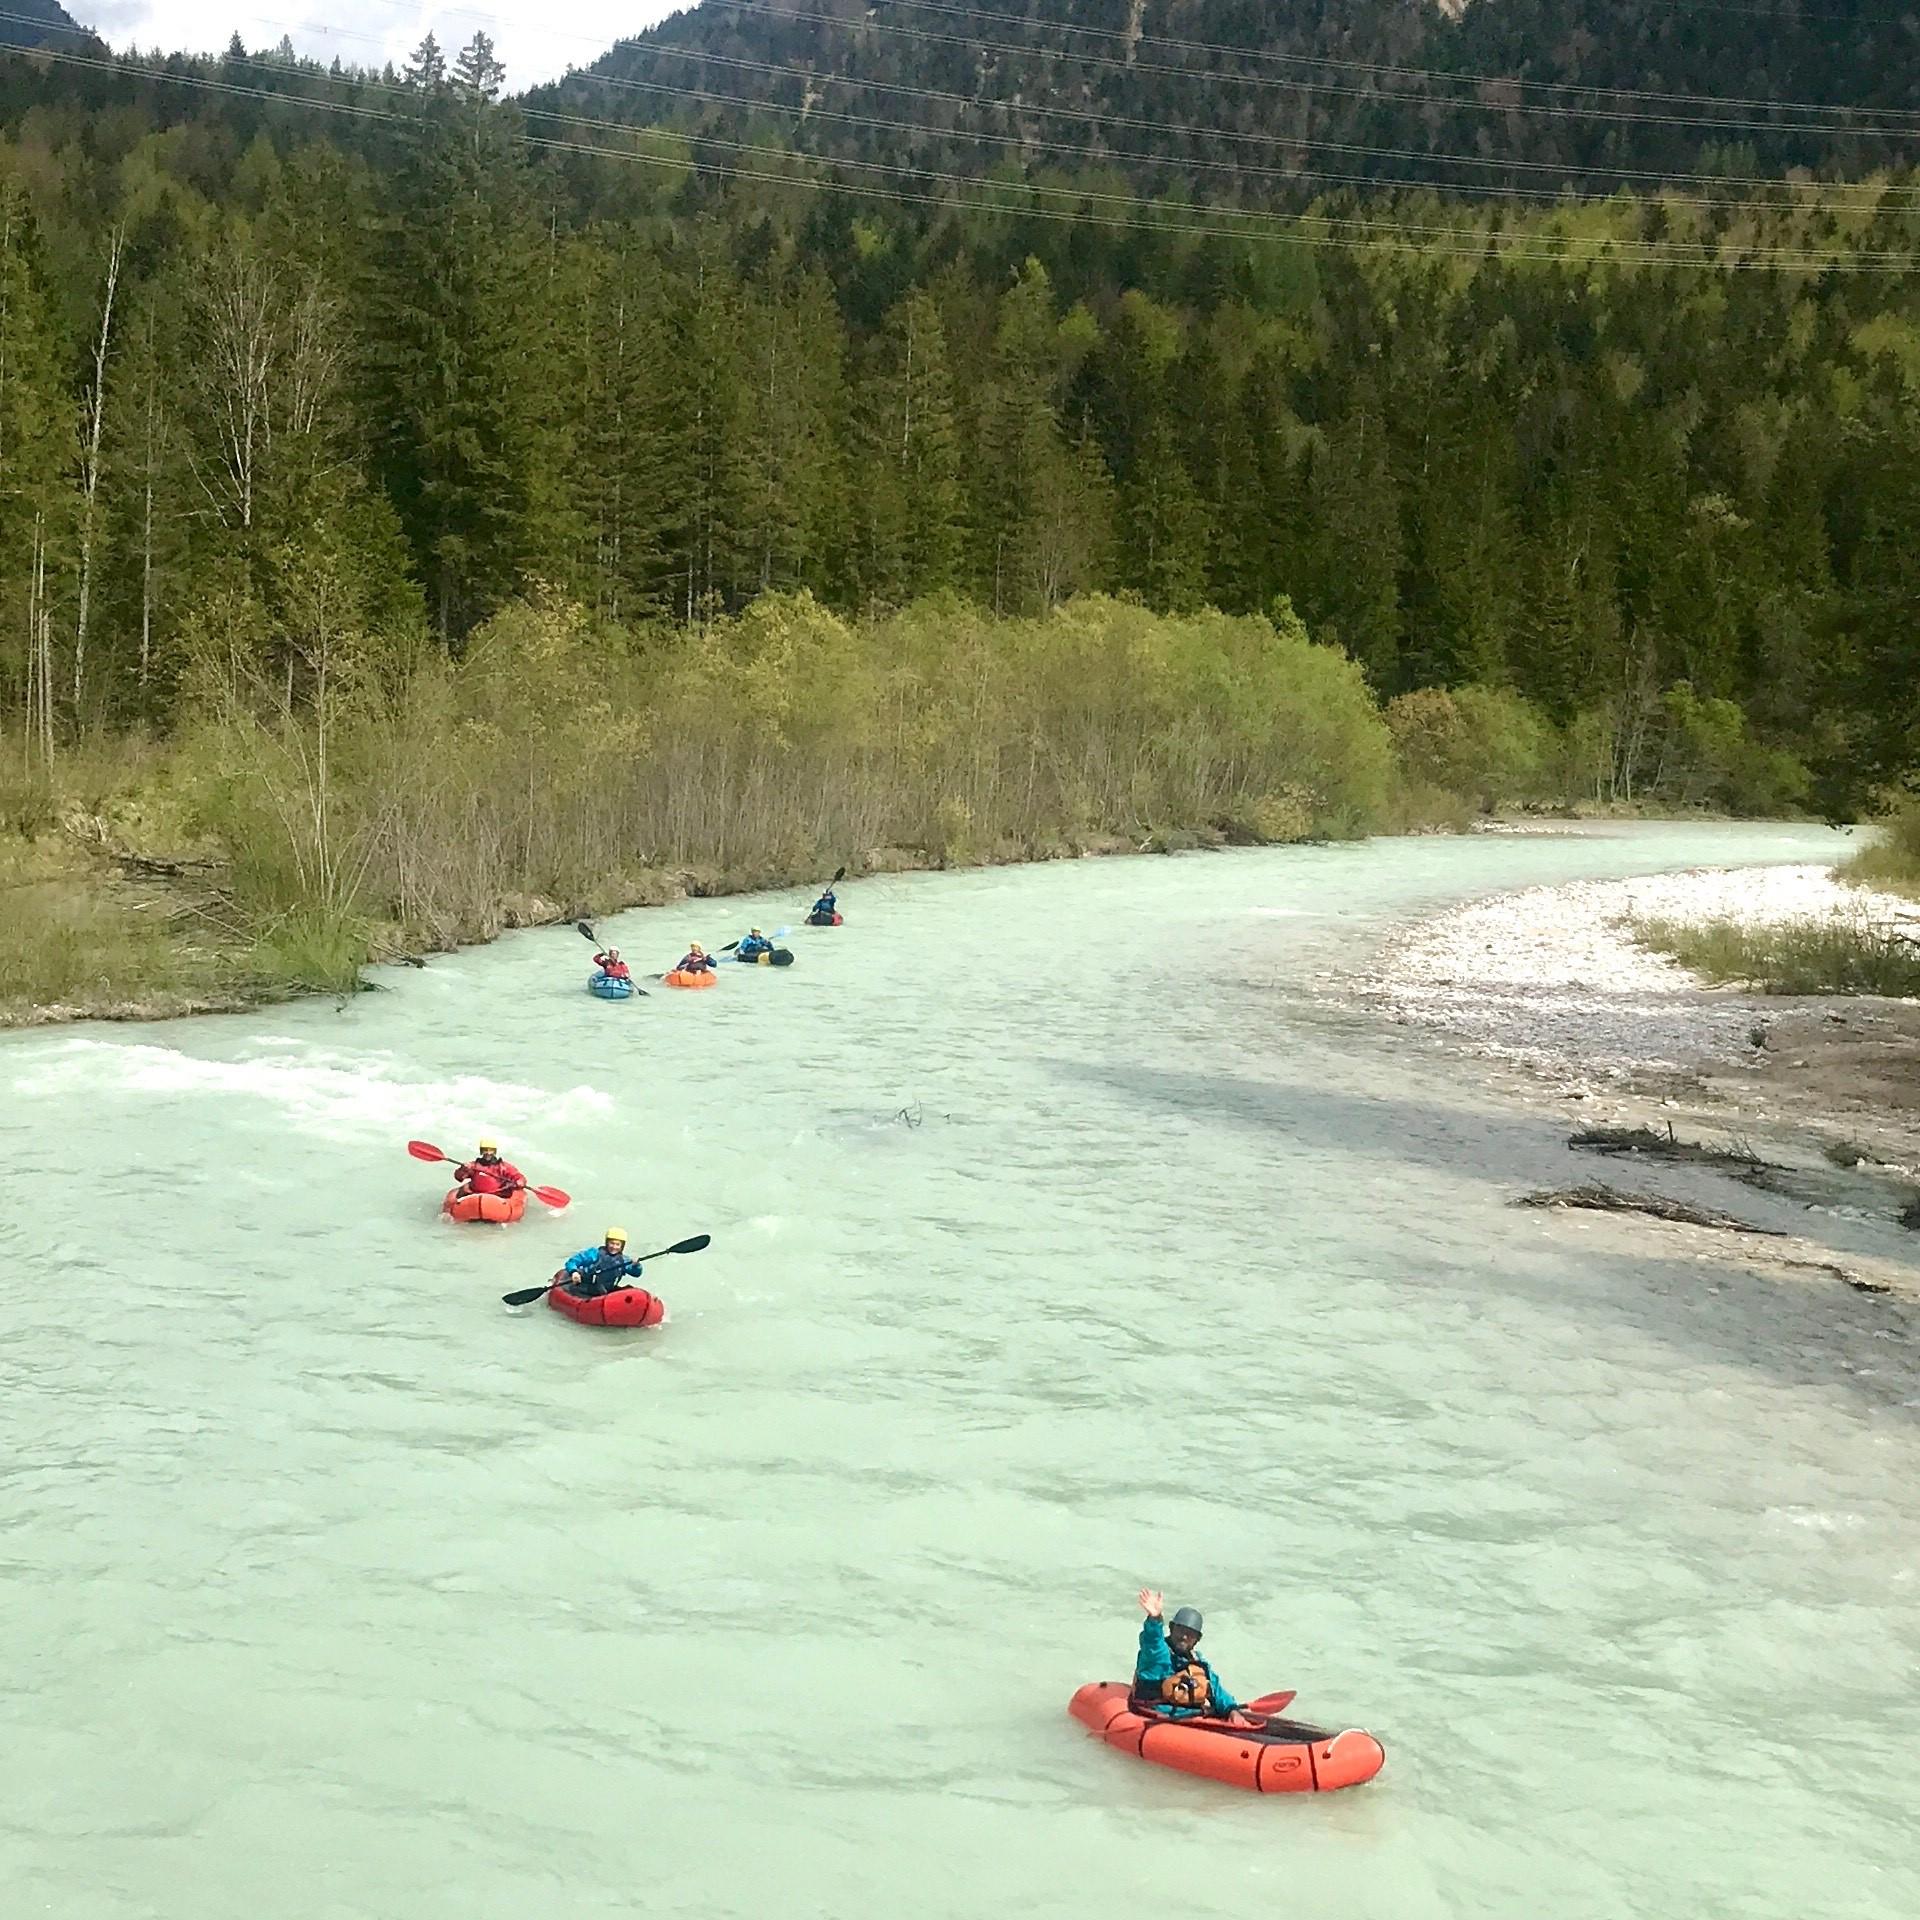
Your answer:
[1658,682,1811,815]
[1386,684,1553,814]
[1842,799,1920,902]
[5,591,1405,1013]
[1633,912,1920,996]
[246,906,371,994]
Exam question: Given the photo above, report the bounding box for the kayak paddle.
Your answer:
[406,1140,570,1209]
[501,1232,713,1308]
[1244,1690,1297,1717]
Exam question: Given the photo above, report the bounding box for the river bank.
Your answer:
[1353,855,1920,1292]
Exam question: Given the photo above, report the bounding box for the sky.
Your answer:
[74,1,690,88]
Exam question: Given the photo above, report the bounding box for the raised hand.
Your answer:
[1138,1588,1164,1619]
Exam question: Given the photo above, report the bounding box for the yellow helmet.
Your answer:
[477,1138,499,1152]
[605,1227,628,1245]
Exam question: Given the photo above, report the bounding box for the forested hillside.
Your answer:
[0,1,80,51]
[2,19,1915,803]
[554,0,1920,191]
[0,6,1914,904]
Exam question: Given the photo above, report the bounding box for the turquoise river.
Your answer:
[3,821,1916,1919]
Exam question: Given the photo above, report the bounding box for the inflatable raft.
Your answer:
[804,910,843,927]
[664,968,717,989]
[588,973,635,1000]
[548,1281,664,1328]
[444,1187,527,1225]
[1067,1683,1384,1794]
[734,948,794,967]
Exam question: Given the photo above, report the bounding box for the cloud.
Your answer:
[72,3,685,89]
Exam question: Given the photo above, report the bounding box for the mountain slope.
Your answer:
[0,0,83,49]
[534,0,1920,197]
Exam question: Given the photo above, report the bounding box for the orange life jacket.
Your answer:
[1161,1664,1212,1710]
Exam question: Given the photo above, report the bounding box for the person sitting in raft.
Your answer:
[592,946,632,982]
[1132,1589,1240,1721]
[675,943,717,974]
[809,886,837,921]
[556,1228,646,1299]
[454,1139,525,1199]
[735,928,774,961]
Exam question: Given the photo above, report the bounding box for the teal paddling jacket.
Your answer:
[1132,1617,1238,1718]
[563,1247,646,1284]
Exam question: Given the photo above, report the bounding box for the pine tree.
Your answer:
[0,184,70,760]
[1296,402,1403,686]
[99,296,189,713]
[1122,419,1209,612]
[853,289,963,606]
[450,32,505,107]
[403,33,447,94]
[728,265,847,601]
[376,36,561,636]
[975,258,1078,614]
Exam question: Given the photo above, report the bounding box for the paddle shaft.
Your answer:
[407,1141,568,1208]
[501,1233,712,1308]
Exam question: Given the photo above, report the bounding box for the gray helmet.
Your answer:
[1169,1606,1203,1635]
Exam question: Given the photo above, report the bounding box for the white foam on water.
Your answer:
[12,1036,612,1139]
[1769,1506,1869,1533]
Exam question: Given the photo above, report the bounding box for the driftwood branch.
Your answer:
[1569,1124,1772,1175]
[1516,1183,1785,1236]
[114,851,219,880]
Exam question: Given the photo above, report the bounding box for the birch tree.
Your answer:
[72,226,123,715]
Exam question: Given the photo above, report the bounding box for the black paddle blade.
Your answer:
[720,939,740,952]
[502,1282,554,1307]
[832,865,846,883]
[576,921,597,941]
[657,1233,711,1257]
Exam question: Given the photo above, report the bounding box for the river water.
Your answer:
[5,822,1917,1919]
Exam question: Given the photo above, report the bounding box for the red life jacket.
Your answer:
[457,1158,524,1194]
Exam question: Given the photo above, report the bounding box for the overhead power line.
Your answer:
[172,0,1920,199]
[655,0,1920,132]
[531,60,1915,215]
[549,39,1912,208]
[602,1,1911,139]
[161,1,1920,211]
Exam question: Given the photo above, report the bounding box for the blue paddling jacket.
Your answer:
[561,1247,646,1295]
[1132,1617,1239,1719]
[736,934,772,958]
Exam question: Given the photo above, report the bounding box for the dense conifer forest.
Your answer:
[1,2,1916,1010]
